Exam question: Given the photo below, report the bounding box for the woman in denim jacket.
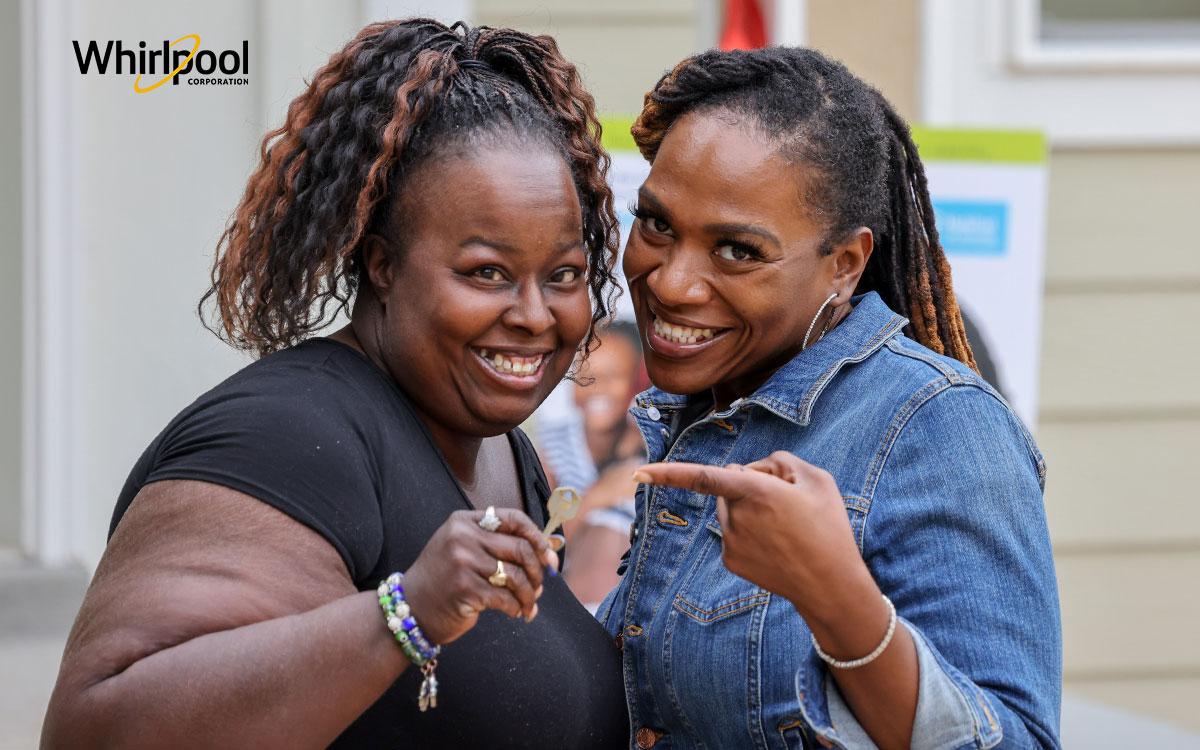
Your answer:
[598,47,1061,749]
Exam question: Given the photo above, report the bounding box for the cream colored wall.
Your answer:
[1040,147,1200,729]
[476,0,709,115]
[807,0,920,120]
[0,0,22,549]
[478,0,918,121]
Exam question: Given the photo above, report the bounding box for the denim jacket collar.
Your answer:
[634,291,907,427]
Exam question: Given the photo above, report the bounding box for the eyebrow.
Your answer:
[638,186,782,249]
[702,221,782,249]
[637,186,670,216]
[460,236,584,254]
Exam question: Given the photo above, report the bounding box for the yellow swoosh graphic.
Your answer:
[133,33,200,94]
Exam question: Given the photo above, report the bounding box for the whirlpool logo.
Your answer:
[72,34,249,93]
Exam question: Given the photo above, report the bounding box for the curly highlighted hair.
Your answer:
[632,47,976,370]
[201,19,620,358]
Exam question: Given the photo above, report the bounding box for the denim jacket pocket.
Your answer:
[661,521,774,745]
[671,521,770,624]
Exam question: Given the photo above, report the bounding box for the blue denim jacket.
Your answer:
[597,292,1061,749]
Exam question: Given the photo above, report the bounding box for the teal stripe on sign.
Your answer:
[933,200,1008,256]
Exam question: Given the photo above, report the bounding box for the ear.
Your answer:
[829,227,873,301]
[363,234,397,300]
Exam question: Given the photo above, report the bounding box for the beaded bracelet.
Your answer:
[377,572,441,711]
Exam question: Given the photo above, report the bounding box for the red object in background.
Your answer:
[719,0,768,51]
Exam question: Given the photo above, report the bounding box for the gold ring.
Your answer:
[487,559,508,588]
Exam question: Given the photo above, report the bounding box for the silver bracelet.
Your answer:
[811,594,897,670]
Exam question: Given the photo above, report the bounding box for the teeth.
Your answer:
[653,317,715,344]
[477,349,543,376]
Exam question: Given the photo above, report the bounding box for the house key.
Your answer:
[542,487,581,551]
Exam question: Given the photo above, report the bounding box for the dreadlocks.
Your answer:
[202,19,619,358]
[631,47,977,370]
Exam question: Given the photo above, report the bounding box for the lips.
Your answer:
[645,310,731,359]
[470,347,552,391]
[652,316,717,345]
[474,348,546,375]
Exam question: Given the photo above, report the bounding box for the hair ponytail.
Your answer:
[871,97,976,369]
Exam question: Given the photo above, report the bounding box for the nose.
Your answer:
[646,247,712,308]
[502,281,556,338]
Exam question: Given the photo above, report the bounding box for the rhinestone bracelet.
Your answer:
[377,572,441,711]
[811,594,897,670]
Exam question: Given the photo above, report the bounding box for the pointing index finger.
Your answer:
[632,462,775,501]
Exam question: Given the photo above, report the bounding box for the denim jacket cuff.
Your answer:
[794,617,1004,750]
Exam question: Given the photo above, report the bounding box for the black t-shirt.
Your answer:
[111,339,629,748]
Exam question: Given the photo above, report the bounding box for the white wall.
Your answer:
[68,1,266,565]
[0,0,22,549]
[25,0,402,566]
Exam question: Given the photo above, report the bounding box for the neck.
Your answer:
[333,302,486,488]
[709,302,853,411]
[416,411,486,490]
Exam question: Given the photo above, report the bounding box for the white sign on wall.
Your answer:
[916,129,1048,427]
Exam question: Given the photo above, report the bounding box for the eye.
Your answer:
[715,242,762,263]
[550,267,582,284]
[630,202,672,236]
[472,266,506,282]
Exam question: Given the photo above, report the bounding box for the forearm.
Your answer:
[43,591,406,749]
[800,588,1058,750]
[797,572,918,750]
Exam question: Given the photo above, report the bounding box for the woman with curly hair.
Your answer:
[43,19,627,749]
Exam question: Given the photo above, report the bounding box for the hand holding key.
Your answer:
[542,487,581,551]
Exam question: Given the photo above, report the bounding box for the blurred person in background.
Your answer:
[41,19,629,749]
[572,321,647,477]
[559,321,647,609]
[602,47,1061,749]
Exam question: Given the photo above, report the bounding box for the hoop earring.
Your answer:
[802,292,838,351]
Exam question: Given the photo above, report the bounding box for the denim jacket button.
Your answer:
[646,406,662,421]
[656,509,689,527]
[635,727,664,748]
[624,624,644,637]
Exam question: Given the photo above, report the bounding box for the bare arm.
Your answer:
[42,480,552,749]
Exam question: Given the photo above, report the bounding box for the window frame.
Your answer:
[921,0,1200,147]
[1010,0,1200,72]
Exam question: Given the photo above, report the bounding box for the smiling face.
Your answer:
[623,110,871,405]
[370,142,590,437]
